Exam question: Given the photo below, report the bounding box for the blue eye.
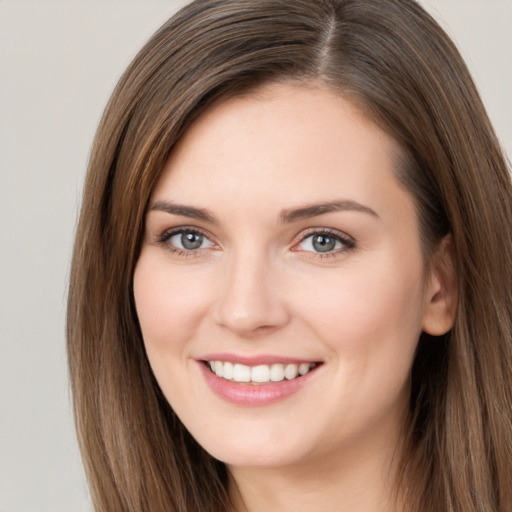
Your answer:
[172,231,205,250]
[296,230,355,255]
[160,229,215,253]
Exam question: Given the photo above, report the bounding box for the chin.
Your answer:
[212,445,306,470]
[189,421,317,470]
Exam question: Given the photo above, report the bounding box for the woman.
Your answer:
[67,0,512,511]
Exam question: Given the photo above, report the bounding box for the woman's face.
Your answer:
[134,83,444,470]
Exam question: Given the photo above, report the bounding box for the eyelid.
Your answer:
[152,224,355,258]
[291,227,356,256]
[156,225,219,255]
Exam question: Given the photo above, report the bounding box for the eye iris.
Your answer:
[181,232,203,250]
[312,234,336,252]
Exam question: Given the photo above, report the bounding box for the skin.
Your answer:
[133,82,456,512]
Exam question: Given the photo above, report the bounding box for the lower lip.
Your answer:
[198,362,320,406]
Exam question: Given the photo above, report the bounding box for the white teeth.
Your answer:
[251,365,270,383]
[214,360,223,378]
[207,361,316,383]
[223,361,234,380]
[298,363,310,375]
[233,363,251,382]
[284,364,298,380]
[270,363,285,382]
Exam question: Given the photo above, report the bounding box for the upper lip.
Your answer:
[198,353,322,366]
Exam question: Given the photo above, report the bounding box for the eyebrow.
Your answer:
[280,200,379,223]
[149,199,379,225]
[149,201,217,224]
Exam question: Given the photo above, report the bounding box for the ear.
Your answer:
[422,235,458,336]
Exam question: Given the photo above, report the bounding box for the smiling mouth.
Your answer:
[204,360,321,384]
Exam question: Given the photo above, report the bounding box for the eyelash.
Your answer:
[156,227,216,258]
[292,228,355,259]
[156,227,356,259]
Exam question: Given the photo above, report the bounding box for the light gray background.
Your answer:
[1,1,510,511]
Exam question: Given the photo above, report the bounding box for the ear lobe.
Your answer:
[422,235,458,336]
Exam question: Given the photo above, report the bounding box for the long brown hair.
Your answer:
[67,1,512,510]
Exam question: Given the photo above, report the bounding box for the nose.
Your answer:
[212,250,291,337]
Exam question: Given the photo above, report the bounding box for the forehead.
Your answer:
[151,82,412,224]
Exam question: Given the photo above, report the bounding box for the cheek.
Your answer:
[133,253,212,356]
[296,257,425,363]
[133,254,218,414]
